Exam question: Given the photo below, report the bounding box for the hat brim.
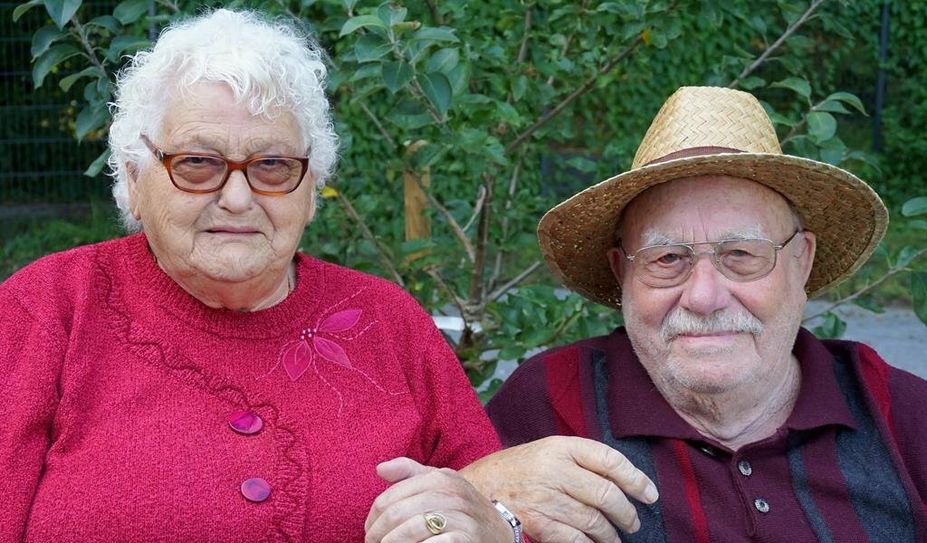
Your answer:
[538,152,888,309]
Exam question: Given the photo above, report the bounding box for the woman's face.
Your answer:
[127,81,315,287]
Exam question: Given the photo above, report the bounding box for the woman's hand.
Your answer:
[459,436,659,543]
[365,457,514,543]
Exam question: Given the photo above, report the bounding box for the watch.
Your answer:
[492,500,523,543]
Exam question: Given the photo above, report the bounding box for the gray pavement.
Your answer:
[804,300,927,378]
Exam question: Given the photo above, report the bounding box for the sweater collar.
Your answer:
[113,232,325,339]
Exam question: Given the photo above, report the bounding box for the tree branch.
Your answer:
[359,102,399,149]
[467,173,494,309]
[488,260,543,303]
[488,156,524,291]
[424,0,444,25]
[729,0,828,88]
[334,191,405,286]
[70,16,107,74]
[426,267,468,323]
[410,172,476,262]
[505,34,644,154]
[803,247,927,322]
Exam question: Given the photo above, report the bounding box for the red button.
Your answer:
[228,410,263,435]
[241,478,271,502]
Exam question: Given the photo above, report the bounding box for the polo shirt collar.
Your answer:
[604,326,857,441]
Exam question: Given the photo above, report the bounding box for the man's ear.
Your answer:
[606,247,627,285]
[126,162,142,220]
[795,231,817,286]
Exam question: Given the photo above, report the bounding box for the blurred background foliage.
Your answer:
[3,0,925,394]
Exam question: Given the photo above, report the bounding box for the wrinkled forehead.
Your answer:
[619,176,796,246]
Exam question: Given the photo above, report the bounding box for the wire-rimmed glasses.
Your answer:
[619,231,803,288]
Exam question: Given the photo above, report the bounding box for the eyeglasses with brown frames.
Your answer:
[141,135,310,196]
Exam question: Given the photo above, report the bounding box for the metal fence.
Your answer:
[0,2,113,206]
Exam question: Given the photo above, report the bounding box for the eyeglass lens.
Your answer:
[636,239,778,287]
[169,155,304,192]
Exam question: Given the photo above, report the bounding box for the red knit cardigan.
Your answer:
[0,233,500,542]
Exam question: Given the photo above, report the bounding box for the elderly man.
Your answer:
[470,87,927,542]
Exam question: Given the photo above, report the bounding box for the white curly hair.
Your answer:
[107,8,338,231]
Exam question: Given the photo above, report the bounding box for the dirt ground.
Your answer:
[804,300,927,379]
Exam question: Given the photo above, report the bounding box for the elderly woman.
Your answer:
[0,9,524,542]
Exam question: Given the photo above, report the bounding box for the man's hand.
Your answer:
[460,436,659,543]
[365,457,513,543]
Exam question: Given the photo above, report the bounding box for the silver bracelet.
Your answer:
[492,500,523,543]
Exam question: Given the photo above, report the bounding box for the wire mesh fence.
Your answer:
[0,1,114,207]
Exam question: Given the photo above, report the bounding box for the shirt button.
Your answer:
[754,498,770,514]
[241,478,271,502]
[737,459,753,476]
[228,410,263,435]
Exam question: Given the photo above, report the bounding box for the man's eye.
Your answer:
[655,252,685,265]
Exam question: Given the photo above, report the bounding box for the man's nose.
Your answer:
[678,255,732,316]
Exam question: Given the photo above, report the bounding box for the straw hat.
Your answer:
[538,86,888,308]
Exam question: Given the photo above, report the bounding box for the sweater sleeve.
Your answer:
[0,289,65,541]
[394,293,501,469]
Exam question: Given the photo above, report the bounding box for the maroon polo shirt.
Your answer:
[488,327,927,542]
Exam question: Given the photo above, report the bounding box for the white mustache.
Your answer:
[660,308,764,342]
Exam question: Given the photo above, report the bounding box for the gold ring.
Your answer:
[423,511,447,535]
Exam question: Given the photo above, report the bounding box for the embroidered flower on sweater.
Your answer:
[266,289,396,413]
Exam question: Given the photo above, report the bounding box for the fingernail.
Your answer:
[644,482,659,503]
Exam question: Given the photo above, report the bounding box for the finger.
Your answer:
[365,468,453,534]
[529,517,600,543]
[369,496,457,543]
[377,457,433,483]
[562,472,639,536]
[569,440,659,504]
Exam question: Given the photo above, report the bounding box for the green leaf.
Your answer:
[376,3,406,26]
[816,100,851,115]
[340,0,358,12]
[853,297,885,314]
[32,43,81,88]
[825,91,867,115]
[806,111,836,143]
[912,272,927,326]
[43,0,81,29]
[13,0,43,22]
[381,60,413,93]
[59,65,98,91]
[83,148,111,177]
[354,33,391,62]
[901,196,927,217]
[812,312,847,339]
[771,76,811,99]
[738,76,766,90]
[106,35,149,61]
[113,0,148,25]
[446,63,468,96]
[349,63,382,82]
[86,15,121,33]
[31,25,65,58]
[75,102,109,140]
[418,72,452,116]
[425,47,459,74]
[494,100,520,125]
[411,26,459,43]
[896,245,920,268]
[911,220,927,231]
[512,75,528,101]
[339,15,386,37]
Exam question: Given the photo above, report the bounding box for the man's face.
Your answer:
[608,176,816,396]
